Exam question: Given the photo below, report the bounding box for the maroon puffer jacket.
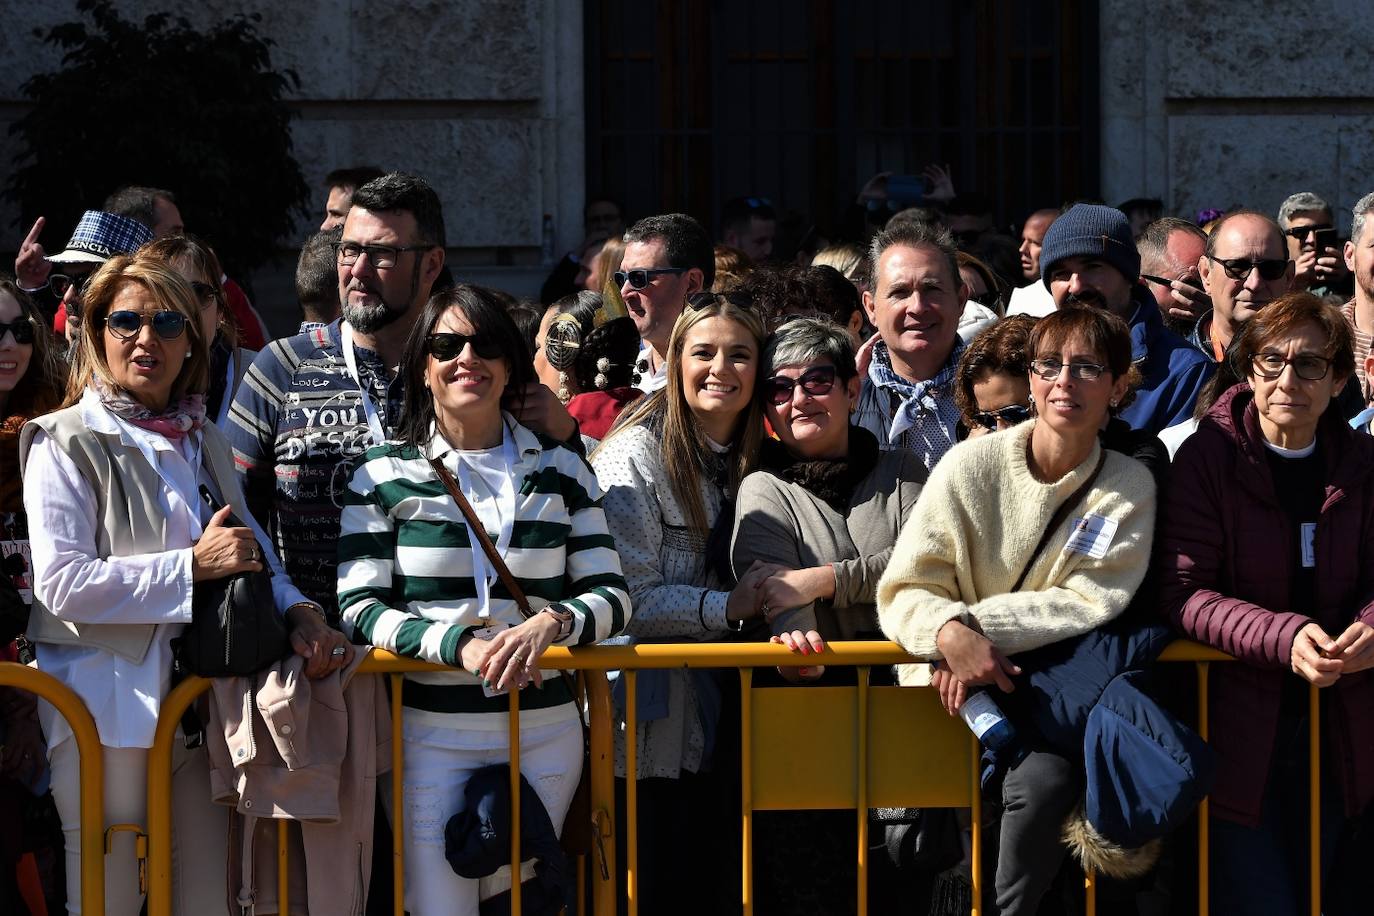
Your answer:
[1158,383,1374,828]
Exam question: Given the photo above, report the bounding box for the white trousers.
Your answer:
[401,711,583,916]
[49,737,228,916]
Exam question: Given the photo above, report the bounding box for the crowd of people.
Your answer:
[1,168,1373,916]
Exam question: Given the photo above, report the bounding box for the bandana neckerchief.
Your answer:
[867,338,964,449]
[92,375,207,441]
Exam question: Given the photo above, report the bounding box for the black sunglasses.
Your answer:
[971,403,1032,431]
[189,280,221,309]
[763,365,838,405]
[1283,224,1334,240]
[1206,256,1289,282]
[426,332,503,361]
[103,310,188,341]
[614,267,687,290]
[0,319,36,345]
[48,272,93,299]
[687,290,757,311]
[1141,273,1204,292]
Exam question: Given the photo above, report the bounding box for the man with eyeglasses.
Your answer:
[227,172,445,618]
[1041,203,1213,435]
[1137,217,1210,338]
[720,196,776,262]
[13,210,154,342]
[1278,191,1350,297]
[1195,210,1296,362]
[619,213,714,394]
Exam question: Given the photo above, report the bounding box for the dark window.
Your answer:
[585,0,1098,241]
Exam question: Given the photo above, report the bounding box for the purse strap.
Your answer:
[426,456,590,733]
[1010,447,1108,593]
[427,457,533,620]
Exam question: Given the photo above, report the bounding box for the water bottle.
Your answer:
[958,689,1024,761]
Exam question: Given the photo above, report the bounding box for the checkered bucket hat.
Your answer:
[47,210,155,264]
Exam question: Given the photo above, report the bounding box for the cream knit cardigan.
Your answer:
[877,420,1157,659]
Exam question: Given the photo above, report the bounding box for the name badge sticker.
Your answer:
[1300,522,1317,568]
[1065,514,1119,560]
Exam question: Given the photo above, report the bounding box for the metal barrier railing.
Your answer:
[0,661,106,916]
[138,640,1332,916]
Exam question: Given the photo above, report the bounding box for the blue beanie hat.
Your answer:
[1039,204,1141,289]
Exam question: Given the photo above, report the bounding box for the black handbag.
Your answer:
[171,485,290,678]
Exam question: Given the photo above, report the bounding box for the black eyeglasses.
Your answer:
[1250,352,1332,382]
[189,281,220,309]
[763,365,838,405]
[334,242,432,269]
[1206,256,1289,282]
[103,310,188,341]
[426,332,503,361]
[48,273,93,299]
[0,319,35,345]
[614,267,687,290]
[971,403,1032,431]
[1030,359,1107,381]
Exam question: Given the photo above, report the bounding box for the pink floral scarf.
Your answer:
[92,376,207,440]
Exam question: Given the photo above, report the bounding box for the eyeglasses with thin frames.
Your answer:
[333,241,432,269]
[1030,359,1108,381]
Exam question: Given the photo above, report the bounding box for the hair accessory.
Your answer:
[556,370,572,404]
[594,358,611,390]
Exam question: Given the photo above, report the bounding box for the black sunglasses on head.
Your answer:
[763,365,838,405]
[0,318,36,345]
[1206,256,1289,282]
[426,332,503,361]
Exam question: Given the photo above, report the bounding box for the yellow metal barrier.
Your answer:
[0,661,106,916]
[141,640,1336,916]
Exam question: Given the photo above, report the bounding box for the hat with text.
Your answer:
[47,210,155,265]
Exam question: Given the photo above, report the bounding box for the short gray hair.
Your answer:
[867,220,960,293]
[1277,191,1332,230]
[763,317,857,381]
[1351,192,1374,246]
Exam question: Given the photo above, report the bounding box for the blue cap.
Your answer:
[1039,204,1141,288]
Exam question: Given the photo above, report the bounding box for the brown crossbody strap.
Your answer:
[1010,448,1109,593]
[426,456,589,731]
[427,456,533,619]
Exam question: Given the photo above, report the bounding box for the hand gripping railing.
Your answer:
[142,640,1334,916]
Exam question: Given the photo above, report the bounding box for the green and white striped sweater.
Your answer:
[337,418,630,727]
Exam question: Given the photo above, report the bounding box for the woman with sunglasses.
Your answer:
[590,293,774,913]
[135,235,253,431]
[1159,293,1374,915]
[955,315,1036,438]
[733,317,925,678]
[336,285,629,915]
[0,279,65,848]
[20,256,342,916]
[878,307,1157,916]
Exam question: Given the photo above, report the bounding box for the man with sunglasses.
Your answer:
[1195,210,1296,363]
[13,210,154,339]
[1278,191,1350,297]
[619,213,714,393]
[1041,203,1213,435]
[1137,217,1209,337]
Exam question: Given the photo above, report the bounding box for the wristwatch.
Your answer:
[541,605,575,640]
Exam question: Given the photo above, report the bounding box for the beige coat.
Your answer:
[207,652,391,916]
